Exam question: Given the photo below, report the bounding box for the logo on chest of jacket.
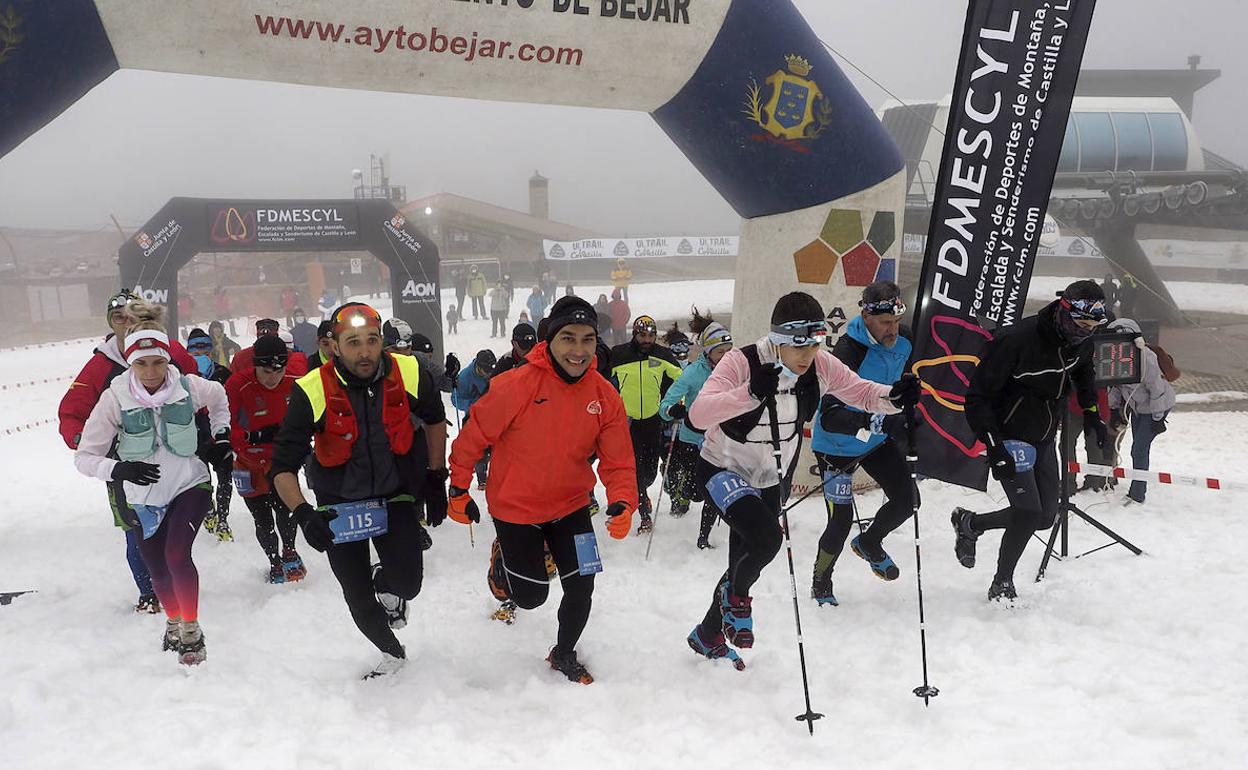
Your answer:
[586,400,602,415]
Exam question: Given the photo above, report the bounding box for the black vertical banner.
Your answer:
[911,0,1097,490]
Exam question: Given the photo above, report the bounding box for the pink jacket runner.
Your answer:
[689,338,898,489]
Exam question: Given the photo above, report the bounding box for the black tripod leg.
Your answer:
[1034,508,1066,583]
[1068,506,1143,556]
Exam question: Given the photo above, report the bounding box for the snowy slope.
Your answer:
[2,281,1247,769]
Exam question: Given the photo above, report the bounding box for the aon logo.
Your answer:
[132,284,170,304]
[401,281,437,299]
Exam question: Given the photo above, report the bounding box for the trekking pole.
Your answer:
[765,398,823,735]
[904,403,939,706]
[644,424,681,561]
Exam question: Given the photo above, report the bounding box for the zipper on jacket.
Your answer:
[365,385,376,494]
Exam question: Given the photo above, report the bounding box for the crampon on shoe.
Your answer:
[952,508,980,569]
[696,535,715,550]
[850,535,900,581]
[372,565,408,630]
[987,578,1018,604]
[546,647,593,685]
[719,580,754,648]
[811,570,839,607]
[670,498,690,519]
[686,625,745,670]
[636,514,654,536]
[135,594,162,614]
[177,621,206,666]
[363,649,406,680]
[491,600,518,625]
[202,513,218,534]
[267,559,287,585]
[162,618,180,653]
[487,539,511,602]
[281,549,306,582]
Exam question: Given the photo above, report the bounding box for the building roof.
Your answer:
[0,226,125,276]
[401,192,597,243]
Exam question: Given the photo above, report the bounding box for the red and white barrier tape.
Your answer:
[1,417,57,436]
[1069,461,1248,492]
[0,374,75,390]
[0,338,95,353]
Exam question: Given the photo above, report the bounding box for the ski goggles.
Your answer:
[670,339,691,359]
[331,304,383,337]
[1061,297,1109,324]
[768,319,828,347]
[255,355,289,371]
[860,296,907,317]
[187,339,213,354]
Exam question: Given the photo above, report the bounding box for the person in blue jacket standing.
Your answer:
[659,311,733,549]
[452,349,497,489]
[809,281,915,606]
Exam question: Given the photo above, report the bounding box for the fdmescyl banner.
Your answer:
[911,0,1097,490]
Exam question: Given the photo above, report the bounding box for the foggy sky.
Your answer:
[0,0,1242,237]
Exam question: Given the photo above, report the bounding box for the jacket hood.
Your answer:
[97,335,127,367]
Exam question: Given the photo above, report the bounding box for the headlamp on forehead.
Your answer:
[567,309,593,326]
[768,319,828,347]
[255,355,289,371]
[331,304,383,337]
[670,340,691,359]
[107,289,138,314]
[860,297,907,317]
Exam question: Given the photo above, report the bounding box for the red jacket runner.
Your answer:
[449,341,638,524]
[58,336,199,450]
[226,367,299,497]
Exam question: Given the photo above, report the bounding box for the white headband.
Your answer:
[124,329,172,365]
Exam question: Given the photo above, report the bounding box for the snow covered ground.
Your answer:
[2,279,1247,769]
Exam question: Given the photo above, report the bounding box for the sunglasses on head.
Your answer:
[255,355,288,371]
[861,297,907,317]
[770,319,828,347]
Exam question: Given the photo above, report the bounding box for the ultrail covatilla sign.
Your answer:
[543,236,739,260]
[910,0,1097,491]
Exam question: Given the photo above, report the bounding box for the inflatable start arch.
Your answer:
[1,0,905,349]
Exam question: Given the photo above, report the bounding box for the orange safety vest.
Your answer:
[297,354,420,468]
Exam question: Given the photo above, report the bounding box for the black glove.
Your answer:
[424,468,449,527]
[294,502,338,552]
[667,403,687,420]
[445,353,461,381]
[749,363,781,400]
[888,373,921,408]
[819,394,871,434]
[985,439,1016,481]
[204,429,234,465]
[112,461,161,486]
[1084,408,1108,449]
[245,424,279,445]
[605,501,629,518]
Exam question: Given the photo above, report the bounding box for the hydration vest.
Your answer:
[719,345,820,445]
[115,376,200,461]
[296,354,420,468]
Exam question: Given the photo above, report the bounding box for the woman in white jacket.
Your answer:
[1107,319,1176,505]
[75,316,232,666]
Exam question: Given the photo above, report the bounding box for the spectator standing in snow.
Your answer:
[611,258,632,303]
[467,265,487,319]
[489,281,510,338]
[1107,318,1177,505]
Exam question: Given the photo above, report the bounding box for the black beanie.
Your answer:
[771,292,825,325]
[1061,279,1106,302]
[544,296,598,342]
[316,320,333,339]
[253,334,287,358]
[409,332,434,354]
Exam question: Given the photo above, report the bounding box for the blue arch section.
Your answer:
[653,0,903,219]
[0,0,118,158]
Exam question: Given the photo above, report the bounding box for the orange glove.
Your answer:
[605,502,633,540]
[447,487,481,525]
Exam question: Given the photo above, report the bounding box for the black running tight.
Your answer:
[492,507,596,655]
[243,494,297,558]
[815,440,917,565]
[970,439,1060,583]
